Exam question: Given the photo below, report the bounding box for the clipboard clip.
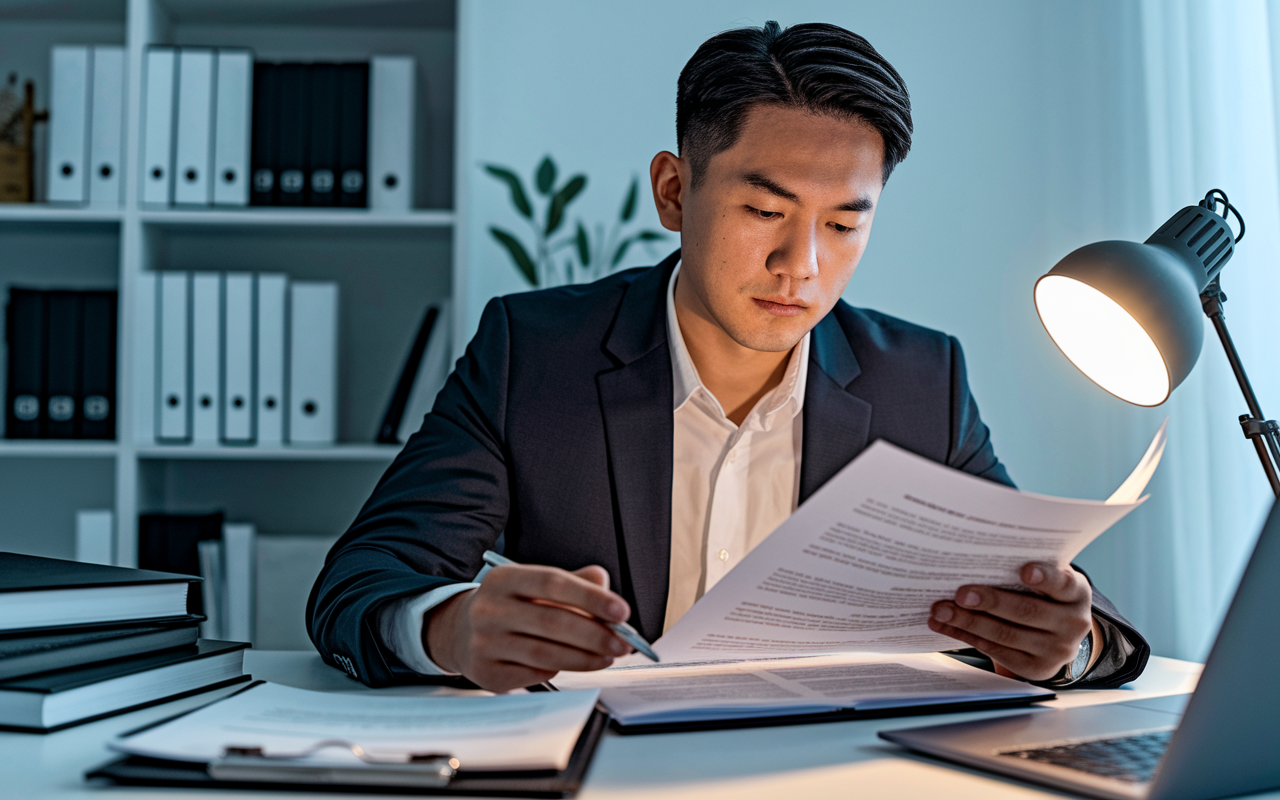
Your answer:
[208,740,459,788]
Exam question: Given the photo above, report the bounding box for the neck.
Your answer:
[674,274,793,426]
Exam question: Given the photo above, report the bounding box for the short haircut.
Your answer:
[676,21,912,187]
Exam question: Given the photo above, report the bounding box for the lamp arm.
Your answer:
[1201,280,1280,497]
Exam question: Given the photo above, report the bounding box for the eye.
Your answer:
[829,221,856,234]
[748,206,781,219]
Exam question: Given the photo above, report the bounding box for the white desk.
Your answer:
[6,651,1270,799]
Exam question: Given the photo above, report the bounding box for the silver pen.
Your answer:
[481,550,660,662]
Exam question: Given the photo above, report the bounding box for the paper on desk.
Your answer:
[553,652,1052,726]
[111,682,600,771]
[651,424,1166,663]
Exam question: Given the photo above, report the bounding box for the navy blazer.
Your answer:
[308,250,1148,687]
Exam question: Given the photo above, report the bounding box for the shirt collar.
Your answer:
[665,261,810,425]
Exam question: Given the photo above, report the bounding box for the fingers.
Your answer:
[927,615,1063,682]
[488,564,630,623]
[488,594,631,658]
[574,564,610,590]
[1020,562,1092,604]
[949,583,1091,634]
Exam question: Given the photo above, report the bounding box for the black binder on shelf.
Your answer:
[80,290,118,440]
[86,683,610,798]
[307,63,338,207]
[337,61,369,208]
[250,62,280,206]
[275,63,309,207]
[377,305,439,444]
[138,512,225,617]
[4,287,44,438]
[44,290,83,439]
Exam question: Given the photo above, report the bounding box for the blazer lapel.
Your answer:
[597,251,680,641]
[799,310,873,503]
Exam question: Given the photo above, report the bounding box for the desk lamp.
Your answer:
[1034,189,1280,497]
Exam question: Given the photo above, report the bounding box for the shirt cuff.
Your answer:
[376,583,480,676]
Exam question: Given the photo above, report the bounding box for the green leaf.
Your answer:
[575,222,591,266]
[545,174,586,235]
[535,156,557,195]
[636,230,665,240]
[620,177,638,222]
[490,226,538,286]
[611,234,637,267]
[483,165,532,218]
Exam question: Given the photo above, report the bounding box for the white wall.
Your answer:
[457,0,1256,658]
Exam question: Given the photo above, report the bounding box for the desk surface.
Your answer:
[7,650,1271,799]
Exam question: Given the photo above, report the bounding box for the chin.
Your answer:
[726,321,809,354]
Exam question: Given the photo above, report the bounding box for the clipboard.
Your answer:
[86,682,611,798]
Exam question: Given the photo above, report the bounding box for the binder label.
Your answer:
[14,396,38,421]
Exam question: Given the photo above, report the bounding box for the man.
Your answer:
[309,21,1148,693]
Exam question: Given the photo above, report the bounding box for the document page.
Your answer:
[112,682,601,771]
[554,652,1051,726]
[654,424,1164,663]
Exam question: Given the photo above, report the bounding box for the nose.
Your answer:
[766,220,820,283]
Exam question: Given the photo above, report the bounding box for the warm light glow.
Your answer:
[1035,275,1170,406]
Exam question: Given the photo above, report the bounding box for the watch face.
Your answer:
[1069,632,1093,680]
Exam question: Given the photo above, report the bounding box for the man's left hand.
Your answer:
[928,562,1097,682]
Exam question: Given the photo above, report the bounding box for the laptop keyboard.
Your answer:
[1000,729,1173,784]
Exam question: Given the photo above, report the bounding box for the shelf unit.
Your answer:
[0,0,460,576]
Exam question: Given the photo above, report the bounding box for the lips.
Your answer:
[752,297,808,317]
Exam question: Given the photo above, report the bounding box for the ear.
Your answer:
[649,150,685,232]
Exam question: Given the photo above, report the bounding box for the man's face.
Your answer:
[673,104,886,352]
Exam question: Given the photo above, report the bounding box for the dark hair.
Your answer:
[677,21,912,186]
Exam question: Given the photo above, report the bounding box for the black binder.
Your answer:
[250,62,280,206]
[337,61,369,208]
[275,63,310,206]
[86,683,609,798]
[307,63,338,207]
[4,287,44,438]
[44,290,82,439]
[137,512,225,617]
[377,305,438,443]
[80,290,117,440]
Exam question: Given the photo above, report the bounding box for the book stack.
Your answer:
[135,46,414,211]
[134,271,338,446]
[4,288,117,440]
[0,552,249,733]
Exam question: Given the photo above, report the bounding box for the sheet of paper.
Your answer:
[112,682,600,771]
[653,427,1164,663]
[1106,417,1167,504]
[554,652,1051,726]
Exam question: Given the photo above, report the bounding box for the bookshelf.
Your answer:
[0,0,460,611]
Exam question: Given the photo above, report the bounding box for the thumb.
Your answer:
[573,564,610,591]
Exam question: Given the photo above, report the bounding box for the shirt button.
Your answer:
[718,549,729,562]
[727,450,737,463]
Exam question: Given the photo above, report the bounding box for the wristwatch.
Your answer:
[1041,629,1093,687]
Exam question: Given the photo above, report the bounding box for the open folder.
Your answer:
[88,681,608,797]
[555,421,1168,733]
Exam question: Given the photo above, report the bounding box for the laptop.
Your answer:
[879,499,1280,800]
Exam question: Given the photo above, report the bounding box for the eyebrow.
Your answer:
[741,172,874,213]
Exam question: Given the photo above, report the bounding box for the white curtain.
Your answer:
[1123,0,1280,660]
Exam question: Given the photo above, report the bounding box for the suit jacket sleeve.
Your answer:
[306,297,513,686]
[944,336,1150,688]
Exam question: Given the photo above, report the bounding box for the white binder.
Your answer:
[134,272,157,443]
[191,272,223,444]
[75,510,114,566]
[88,45,125,207]
[288,282,338,445]
[222,273,255,443]
[157,272,191,442]
[212,50,252,206]
[142,48,177,206]
[368,56,415,211]
[222,523,256,644]
[47,45,91,204]
[397,301,452,443]
[255,274,288,445]
[174,49,215,205]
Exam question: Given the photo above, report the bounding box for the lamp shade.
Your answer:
[1034,203,1236,406]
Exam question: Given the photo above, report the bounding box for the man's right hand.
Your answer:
[423,563,634,692]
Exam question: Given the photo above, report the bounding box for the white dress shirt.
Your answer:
[378,263,809,674]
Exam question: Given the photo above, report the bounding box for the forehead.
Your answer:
[709,104,886,192]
